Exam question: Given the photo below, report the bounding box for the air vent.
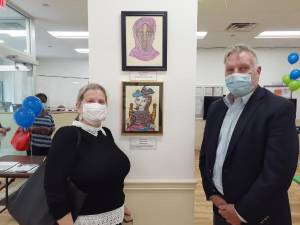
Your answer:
[226,23,257,32]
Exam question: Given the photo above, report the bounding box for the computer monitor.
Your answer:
[203,96,223,120]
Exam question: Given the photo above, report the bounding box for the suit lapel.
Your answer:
[209,101,228,165]
[224,86,266,162]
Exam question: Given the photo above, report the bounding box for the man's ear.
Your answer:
[257,66,262,75]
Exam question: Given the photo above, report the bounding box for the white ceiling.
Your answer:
[6,0,300,59]
[197,0,300,48]
[9,0,88,59]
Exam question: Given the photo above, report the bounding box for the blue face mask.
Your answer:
[225,73,253,97]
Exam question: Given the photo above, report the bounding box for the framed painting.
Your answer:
[122,82,163,135]
[121,11,168,71]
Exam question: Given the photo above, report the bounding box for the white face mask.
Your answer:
[82,103,107,125]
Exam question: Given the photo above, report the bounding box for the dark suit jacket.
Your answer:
[200,86,299,225]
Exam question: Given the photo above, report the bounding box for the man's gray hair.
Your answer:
[224,44,258,65]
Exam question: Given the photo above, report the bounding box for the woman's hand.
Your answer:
[124,206,133,223]
[57,212,74,225]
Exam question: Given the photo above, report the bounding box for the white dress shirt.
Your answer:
[212,90,254,223]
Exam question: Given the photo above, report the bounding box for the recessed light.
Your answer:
[0,30,27,37]
[255,31,300,38]
[197,31,207,39]
[0,40,4,43]
[48,31,89,39]
[75,48,89,54]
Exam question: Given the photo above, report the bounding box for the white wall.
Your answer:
[197,47,300,118]
[88,0,197,180]
[0,71,33,104]
[35,58,89,108]
[37,58,89,78]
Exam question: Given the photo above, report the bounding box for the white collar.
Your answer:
[72,120,107,137]
[223,89,255,108]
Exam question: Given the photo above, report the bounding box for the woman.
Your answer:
[44,83,131,225]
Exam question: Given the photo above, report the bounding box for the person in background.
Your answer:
[0,123,11,137]
[0,122,11,184]
[44,83,132,225]
[28,93,55,156]
[0,122,11,148]
[200,44,299,225]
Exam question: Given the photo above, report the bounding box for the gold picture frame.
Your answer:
[122,82,163,135]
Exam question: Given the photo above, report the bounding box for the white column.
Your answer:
[88,1,197,224]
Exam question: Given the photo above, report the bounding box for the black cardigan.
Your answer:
[44,126,130,220]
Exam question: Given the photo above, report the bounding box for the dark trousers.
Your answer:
[214,209,248,225]
[27,146,50,156]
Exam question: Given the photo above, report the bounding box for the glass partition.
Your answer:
[0,5,31,54]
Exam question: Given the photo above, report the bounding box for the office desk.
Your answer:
[0,155,44,213]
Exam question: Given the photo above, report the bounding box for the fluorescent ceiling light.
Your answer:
[48,31,89,39]
[0,30,27,37]
[0,64,31,72]
[75,48,89,54]
[0,40,4,43]
[255,31,300,38]
[197,31,207,39]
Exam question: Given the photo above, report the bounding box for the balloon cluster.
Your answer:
[13,96,43,129]
[282,52,300,91]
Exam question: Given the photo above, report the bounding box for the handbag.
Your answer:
[8,127,86,225]
[10,127,31,151]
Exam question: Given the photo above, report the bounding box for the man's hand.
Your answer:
[210,195,227,208]
[218,204,241,225]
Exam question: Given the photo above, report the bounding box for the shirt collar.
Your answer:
[72,120,107,136]
[223,88,255,108]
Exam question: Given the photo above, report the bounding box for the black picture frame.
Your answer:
[122,82,163,135]
[121,11,168,71]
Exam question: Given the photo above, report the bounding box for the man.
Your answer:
[200,44,299,225]
[28,93,55,156]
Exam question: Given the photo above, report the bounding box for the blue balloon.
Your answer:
[22,96,43,116]
[288,52,299,65]
[13,107,36,129]
[290,69,300,80]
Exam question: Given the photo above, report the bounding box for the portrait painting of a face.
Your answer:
[122,82,163,135]
[129,17,159,61]
[121,11,167,71]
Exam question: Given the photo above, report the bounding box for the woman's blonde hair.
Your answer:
[75,83,107,120]
[76,83,107,106]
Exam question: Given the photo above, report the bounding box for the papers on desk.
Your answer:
[5,163,39,173]
[0,162,19,171]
